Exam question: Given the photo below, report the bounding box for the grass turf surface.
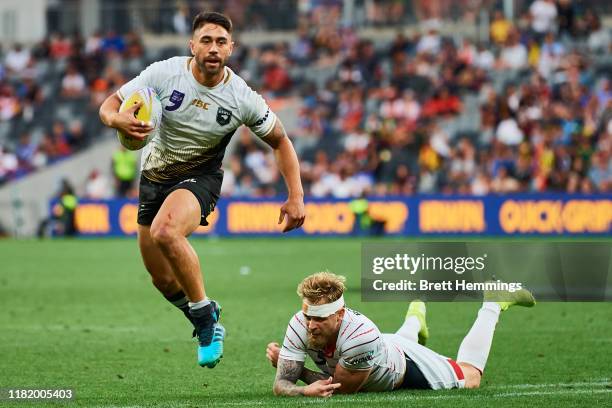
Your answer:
[1,238,611,407]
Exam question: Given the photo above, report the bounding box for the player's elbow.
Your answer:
[272,381,283,396]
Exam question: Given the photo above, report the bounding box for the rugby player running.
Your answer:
[100,12,305,368]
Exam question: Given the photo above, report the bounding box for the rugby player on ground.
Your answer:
[266,272,535,396]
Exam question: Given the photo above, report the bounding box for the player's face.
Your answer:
[190,23,233,76]
[302,303,344,349]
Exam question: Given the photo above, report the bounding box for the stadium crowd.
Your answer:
[0,0,610,198]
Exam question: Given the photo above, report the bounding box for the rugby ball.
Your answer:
[117,87,162,150]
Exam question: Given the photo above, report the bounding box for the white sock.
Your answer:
[456,302,501,372]
[396,315,421,343]
[188,298,210,310]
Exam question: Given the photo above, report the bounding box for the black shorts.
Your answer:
[137,170,223,226]
[399,354,432,390]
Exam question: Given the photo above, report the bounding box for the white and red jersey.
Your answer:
[279,308,465,391]
[279,308,406,391]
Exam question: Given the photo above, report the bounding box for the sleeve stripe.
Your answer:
[116,90,124,101]
[259,115,277,138]
[343,323,364,341]
[339,322,352,338]
[348,327,375,341]
[341,336,379,354]
[283,336,300,351]
[294,315,306,330]
[288,323,307,349]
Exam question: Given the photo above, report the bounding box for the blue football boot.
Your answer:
[190,300,225,368]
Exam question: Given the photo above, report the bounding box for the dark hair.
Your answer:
[192,12,232,34]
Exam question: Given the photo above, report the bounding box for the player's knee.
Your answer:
[458,363,481,389]
[150,222,178,248]
[464,371,481,389]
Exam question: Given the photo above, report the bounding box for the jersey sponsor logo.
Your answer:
[344,350,375,366]
[191,99,210,110]
[165,90,185,111]
[179,178,197,184]
[216,107,232,126]
[254,109,270,126]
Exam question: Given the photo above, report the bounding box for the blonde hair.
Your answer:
[297,272,346,304]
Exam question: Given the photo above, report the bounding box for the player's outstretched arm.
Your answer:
[332,364,371,394]
[273,357,340,397]
[262,119,305,233]
[99,93,153,139]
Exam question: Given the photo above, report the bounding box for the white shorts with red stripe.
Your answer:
[384,334,466,390]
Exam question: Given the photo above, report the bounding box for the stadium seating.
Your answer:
[0,3,609,197]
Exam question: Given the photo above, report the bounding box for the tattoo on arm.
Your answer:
[273,358,306,396]
[300,367,328,385]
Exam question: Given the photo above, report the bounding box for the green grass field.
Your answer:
[1,238,611,407]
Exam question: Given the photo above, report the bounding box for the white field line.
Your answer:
[213,389,612,406]
[94,381,611,408]
[488,379,610,390]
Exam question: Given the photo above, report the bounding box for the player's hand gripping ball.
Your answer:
[117,87,162,150]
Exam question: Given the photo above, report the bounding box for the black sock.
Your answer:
[189,303,214,332]
[164,290,194,327]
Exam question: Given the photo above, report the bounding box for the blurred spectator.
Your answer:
[0,146,18,184]
[496,116,525,146]
[84,169,113,199]
[491,166,520,193]
[556,0,575,38]
[490,10,513,45]
[112,146,137,197]
[173,4,191,35]
[529,0,558,39]
[37,178,78,237]
[0,84,21,121]
[101,31,125,54]
[498,30,528,70]
[15,133,37,172]
[85,30,103,55]
[474,43,495,70]
[61,65,87,98]
[416,22,441,55]
[586,14,611,53]
[588,152,612,192]
[263,63,292,95]
[67,120,88,150]
[422,87,462,117]
[49,33,72,59]
[50,121,73,159]
[537,32,564,78]
[4,44,31,74]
